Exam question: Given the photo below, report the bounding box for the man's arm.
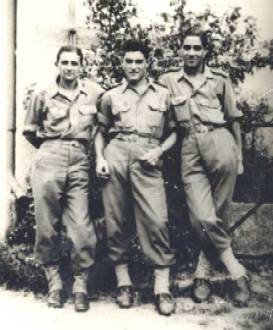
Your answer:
[23,91,43,148]
[222,77,244,175]
[229,120,244,175]
[24,132,42,149]
[94,128,110,178]
[94,92,113,178]
[139,130,177,166]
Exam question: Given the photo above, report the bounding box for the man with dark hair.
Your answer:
[95,39,176,316]
[159,32,250,307]
[23,45,103,311]
[56,45,84,66]
[121,39,150,59]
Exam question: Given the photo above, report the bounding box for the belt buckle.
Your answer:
[196,124,208,133]
[202,125,209,133]
[131,133,138,143]
[71,140,78,147]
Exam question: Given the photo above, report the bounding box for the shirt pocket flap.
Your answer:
[78,105,97,115]
[171,95,187,106]
[48,106,67,119]
[148,101,167,112]
[197,98,220,108]
[112,102,130,115]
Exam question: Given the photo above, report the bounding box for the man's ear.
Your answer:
[121,58,125,70]
[145,59,148,69]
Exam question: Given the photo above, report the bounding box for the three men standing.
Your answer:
[159,32,250,306]
[95,40,176,316]
[24,35,250,314]
[23,46,103,311]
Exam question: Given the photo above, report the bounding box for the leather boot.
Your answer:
[192,278,212,303]
[155,293,176,316]
[116,286,133,308]
[44,265,63,308]
[47,290,63,308]
[230,276,251,307]
[73,269,89,312]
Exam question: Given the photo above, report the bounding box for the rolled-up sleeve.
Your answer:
[165,93,176,131]
[23,91,44,135]
[97,92,113,131]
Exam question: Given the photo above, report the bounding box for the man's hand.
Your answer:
[237,159,244,175]
[139,146,163,167]
[96,157,110,180]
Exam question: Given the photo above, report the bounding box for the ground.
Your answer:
[0,265,272,330]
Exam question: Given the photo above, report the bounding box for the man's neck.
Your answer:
[59,77,78,90]
[128,77,148,95]
[184,65,204,77]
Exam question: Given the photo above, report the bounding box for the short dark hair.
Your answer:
[182,31,209,49]
[122,39,150,60]
[56,46,84,65]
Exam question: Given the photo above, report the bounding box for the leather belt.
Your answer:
[114,132,160,145]
[182,123,226,136]
[43,138,87,149]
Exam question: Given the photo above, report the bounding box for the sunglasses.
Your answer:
[182,45,203,51]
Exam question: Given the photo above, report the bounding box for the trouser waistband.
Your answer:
[113,132,160,145]
[181,123,227,137]
[42,138,88,149]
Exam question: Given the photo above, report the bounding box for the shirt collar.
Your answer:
[177,66,214,82]
[121,77,158,94]
[47,76,87,99]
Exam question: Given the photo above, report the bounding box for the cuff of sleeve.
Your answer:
[168,121,177,130]
[97,113,110,127]
[23,124,38,134]
[228,109,244,120]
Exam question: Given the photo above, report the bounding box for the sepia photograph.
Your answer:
[1,0,273,329]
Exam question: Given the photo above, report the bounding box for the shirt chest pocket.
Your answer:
[47,106,68,121]
[78,105,97,126]
[112,102,134,128]
[147,103,167,127]
[171,96,191,123]
[195,97,224,122]
[196,97,221,110]
[78,105,97,116]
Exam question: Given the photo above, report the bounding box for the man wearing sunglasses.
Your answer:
[159,32,250,307]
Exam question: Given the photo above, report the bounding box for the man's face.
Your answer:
[181,36,207,70]
[56,51,81,82]
[122,51,147,84]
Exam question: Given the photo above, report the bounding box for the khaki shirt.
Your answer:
[98,79,175,139]
[159,66,242,126]
[23,77,104,142]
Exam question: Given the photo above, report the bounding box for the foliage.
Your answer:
[84,0,138,88]
[0,243,47,293]
[238,91,273,130]
[83,0,273,86]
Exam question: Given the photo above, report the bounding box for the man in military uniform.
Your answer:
[95,39,176,316]
[23,46,103,311]
[159,32,250,306]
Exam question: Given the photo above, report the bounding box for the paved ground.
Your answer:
[0,269,272,330]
